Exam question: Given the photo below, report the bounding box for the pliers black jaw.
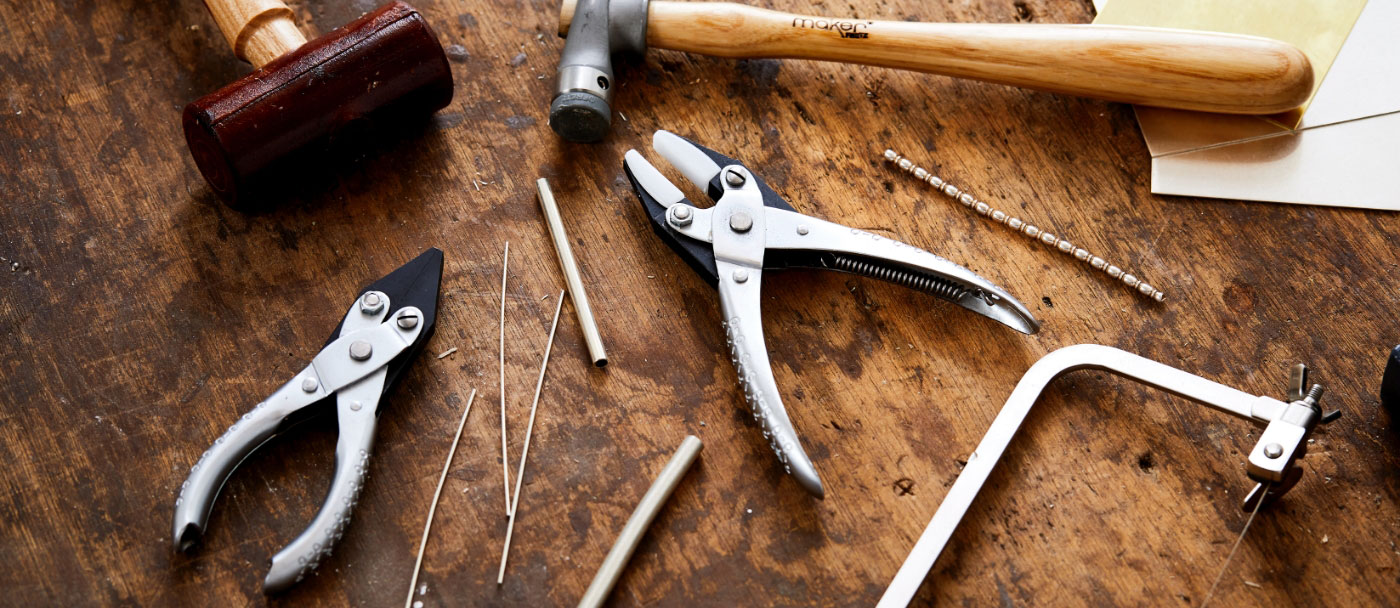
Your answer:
[624,132,1039,497]
[172,249,442,593]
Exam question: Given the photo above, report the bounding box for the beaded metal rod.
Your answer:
[883,150,1165,302]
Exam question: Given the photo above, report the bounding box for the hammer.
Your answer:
[184,0,454,205]
[549,0,1313,142]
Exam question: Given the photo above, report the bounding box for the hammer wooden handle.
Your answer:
[203,0,307,68]
[640,2,1313,114]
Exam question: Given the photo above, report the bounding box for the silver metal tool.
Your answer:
[172,249,443,593]
[624,131,1039,498]
[550,0,648,142]
[884,150,1166,302]
[578,435,703,608]
[537,178,609,367]
[878,344,1340,607]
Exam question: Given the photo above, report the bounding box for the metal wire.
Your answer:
[403,389,477,608]
[498,291,567,584]
[499,242,512,516]
[1199,482,1268,608]
[884,149,1166,302]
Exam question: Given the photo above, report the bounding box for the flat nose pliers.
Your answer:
[171,249,443,593]
[623,131,1039,498]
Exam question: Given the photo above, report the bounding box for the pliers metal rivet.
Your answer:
[624,131,1040,498]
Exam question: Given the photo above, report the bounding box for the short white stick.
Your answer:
[577,436,704,608]
[404,389,477,608]
[499,242,513,516]
[497,290,567,584]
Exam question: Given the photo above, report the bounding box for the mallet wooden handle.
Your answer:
[203,0,308,68]
[573,1,1314,114]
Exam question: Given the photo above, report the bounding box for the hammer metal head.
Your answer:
[549,0,648,142]
[183,2,453,206]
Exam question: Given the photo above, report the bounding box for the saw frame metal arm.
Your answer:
[878,344,1339,608]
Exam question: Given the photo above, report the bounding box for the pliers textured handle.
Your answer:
[171,249,442,593]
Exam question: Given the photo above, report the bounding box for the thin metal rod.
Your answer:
[1199,483,1267,608]
[577,435,704,608]
[536,178,609,367]
[883,149,1166,302]
[499,241,513,516]
[498,291,567,584]
[404,389,477,608]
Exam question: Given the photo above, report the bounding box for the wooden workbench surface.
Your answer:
[3,0,1397,605]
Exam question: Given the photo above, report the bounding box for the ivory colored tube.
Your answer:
[577,436,703,608]
[536,178,608,367]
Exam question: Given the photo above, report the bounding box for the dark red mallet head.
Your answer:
[183,1,453,206]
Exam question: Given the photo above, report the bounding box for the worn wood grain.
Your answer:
[2,0,1398,606]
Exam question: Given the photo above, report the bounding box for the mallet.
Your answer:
[184,0,454,204]
[550,0,1313,142]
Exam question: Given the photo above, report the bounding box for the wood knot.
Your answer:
[893,477,915,496]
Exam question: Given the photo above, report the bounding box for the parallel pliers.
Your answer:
[171,249,443,593]
[623,131,1040,497]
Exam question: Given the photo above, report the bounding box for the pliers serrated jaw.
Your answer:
[624,131,1039,497]
[171,248,443,593]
